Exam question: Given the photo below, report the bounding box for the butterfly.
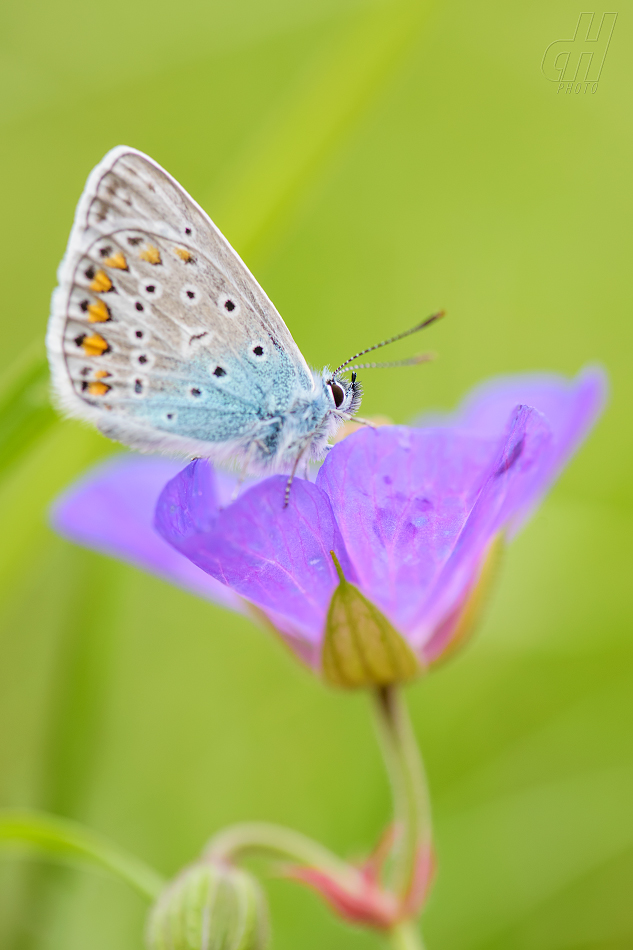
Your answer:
[47,146,442,495]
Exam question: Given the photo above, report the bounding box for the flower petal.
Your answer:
[155,462,356,660]
[51,455,243,612]
[416,365,607,531]
[318,404,556,653]
[420,404,553,654]
[316,426,499,643]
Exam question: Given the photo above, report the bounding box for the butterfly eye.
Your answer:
[329,381,345,409]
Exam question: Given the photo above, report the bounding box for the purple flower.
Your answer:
[53,368,606,674]
[52,456,244,614]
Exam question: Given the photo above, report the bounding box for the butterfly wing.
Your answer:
[48,146,315,461]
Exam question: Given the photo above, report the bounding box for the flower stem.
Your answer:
[372,685,432,900]
[206,822,357,885]
[388,920,426,950]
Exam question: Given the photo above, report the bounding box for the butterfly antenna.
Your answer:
[345,351,435,371]
[332,311,445,377]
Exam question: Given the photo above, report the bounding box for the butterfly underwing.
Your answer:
[47,146,362,475]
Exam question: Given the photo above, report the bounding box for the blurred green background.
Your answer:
[1,0,631,947]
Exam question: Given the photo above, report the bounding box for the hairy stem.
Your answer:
[388,920,426,950]
[206,822,357,886]
[372,685,432,899]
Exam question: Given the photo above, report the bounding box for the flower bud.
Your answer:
[146,858,269,950]
[322,552,420,689]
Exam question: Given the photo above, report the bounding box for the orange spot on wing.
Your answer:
[174,247,192,262]
[87,381,111,396]
[140,245,161,265]
[81,333,109,357]
[89,269,112,293]
[87,300,111,323]
[103,251,128,270]
[94,369,110,378]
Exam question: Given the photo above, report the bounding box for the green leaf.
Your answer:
[0,809,165,901]
[0,348,57,482]
[322,552,420,689]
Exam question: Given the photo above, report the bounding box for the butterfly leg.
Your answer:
[284,445,309,509]
[350,416,377,428]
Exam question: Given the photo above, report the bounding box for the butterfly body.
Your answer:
[47,147,361,473]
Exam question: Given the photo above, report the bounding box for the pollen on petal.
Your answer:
[174,247,193,262]
[140,245,161,265]
[87,381,110,396]
[89,270,113,293]
[80,333,109,357]
[87,299,111,323]
[103,251,128,270]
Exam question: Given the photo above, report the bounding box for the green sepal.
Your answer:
[322,553,420,689]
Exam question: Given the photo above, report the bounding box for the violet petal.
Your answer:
[420,405,552,654]
[416,366,607,531]
[156,462,356,650]
[317,425,499,641]
[52,455,243,612]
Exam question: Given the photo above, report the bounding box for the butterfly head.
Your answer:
[324,371,362,418]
